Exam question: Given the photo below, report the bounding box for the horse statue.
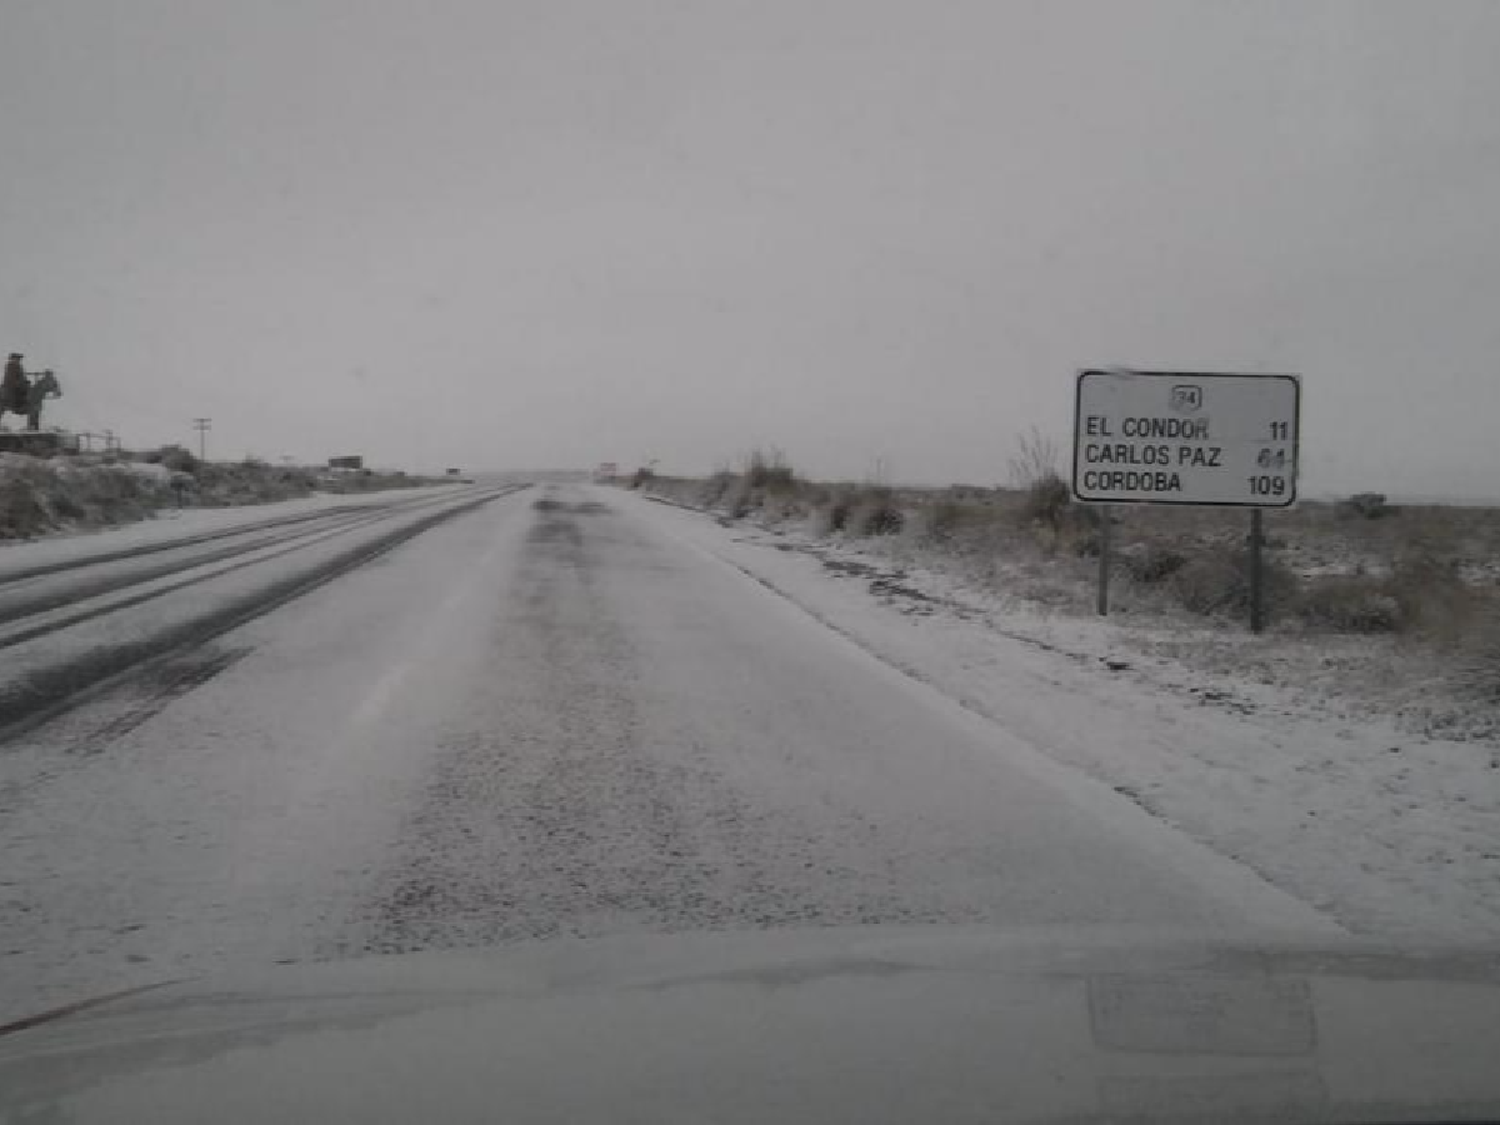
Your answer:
[0,369,62,431]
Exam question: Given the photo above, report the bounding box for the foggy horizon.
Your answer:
[3,1,1498,499]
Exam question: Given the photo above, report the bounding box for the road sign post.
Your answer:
[1072,369,1301,630]
[1096,505,1112,617]
[1248,508,1266,633]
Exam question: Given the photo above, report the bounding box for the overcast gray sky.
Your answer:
[1,1,1497,496]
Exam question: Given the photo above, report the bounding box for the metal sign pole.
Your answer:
[1248,508,1265,634]
[1097,505,1112,616]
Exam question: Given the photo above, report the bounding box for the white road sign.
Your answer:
[1073,370,1300,507]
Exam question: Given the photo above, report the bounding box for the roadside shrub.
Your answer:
[1008,426,1071,537]
[1018,473,1071,531]
[1449,594,1500,703]
[190,459,319,505]
[48,486,87,521]
[847,487,904,536]
[1296,576,1401,633]
[906,499,968,543]
[723,476,755,519]
[812,493,853,536]
[1064,504,1107,557]
[1170,554,1235,615]
[1170,545,1299,620]
[317,470,439,495]
[0,458,167,537]
[628,467,655,490]
[856,505,904,536]
[801,486,834,510]
[744,448,796,494]
[1387,552,1473,640]
[1120,541,1190,585]
[141,444,199,474]
[0,470,52,537]
[700,469,736,507]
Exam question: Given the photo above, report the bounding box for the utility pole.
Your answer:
[192,417,212,462]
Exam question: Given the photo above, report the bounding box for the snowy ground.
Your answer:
[0,483,1367,1021]
[632,495,1500,941]
[0,484,463,580]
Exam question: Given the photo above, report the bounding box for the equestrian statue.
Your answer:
[0,353,63,431]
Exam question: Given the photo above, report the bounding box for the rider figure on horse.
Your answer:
[2,353,30,417]
[1,354,60,431]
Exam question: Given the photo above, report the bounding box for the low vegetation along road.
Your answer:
[0,483,1339,1020]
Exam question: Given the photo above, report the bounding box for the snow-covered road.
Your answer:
[0,485,524,733]
[1,484,1341,1020]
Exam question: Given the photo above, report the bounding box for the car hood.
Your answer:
[3,925,1500,1124]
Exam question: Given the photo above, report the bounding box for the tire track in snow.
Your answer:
[0,486,528,739]
[0,489,462,624]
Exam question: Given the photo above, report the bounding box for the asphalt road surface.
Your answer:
[0,484,1335,1019]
